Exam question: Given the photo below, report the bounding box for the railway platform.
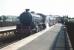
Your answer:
[0,23,73,50]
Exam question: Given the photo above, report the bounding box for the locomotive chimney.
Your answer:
[25,9,30,12]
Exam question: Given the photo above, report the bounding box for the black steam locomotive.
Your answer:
[15,9,46,36]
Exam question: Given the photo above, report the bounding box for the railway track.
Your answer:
[0,29,17,48]
[0,29,31,49]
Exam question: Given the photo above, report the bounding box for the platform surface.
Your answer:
[0,26,16,32]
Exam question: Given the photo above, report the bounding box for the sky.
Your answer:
[0,0,74,17]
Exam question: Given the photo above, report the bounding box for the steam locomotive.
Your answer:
[15,9,46,36]
[15,9,58,37]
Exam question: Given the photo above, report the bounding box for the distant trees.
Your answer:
[63,16,68,24]
[0,17,1,20]
[2,15,8,22]
[0,15,17,27]
[0,15,8,22]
